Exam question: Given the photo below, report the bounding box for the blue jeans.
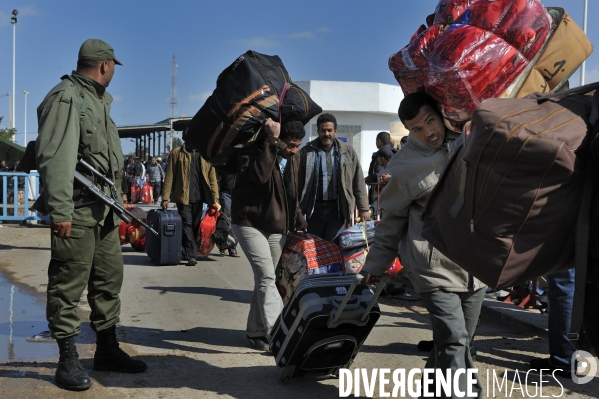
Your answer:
[546,268,576,368]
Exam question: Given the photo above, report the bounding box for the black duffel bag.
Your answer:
[183,50,322,166]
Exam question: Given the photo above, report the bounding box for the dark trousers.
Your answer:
[47,215,123,339]
[219,191,237,249]
[176,202,205,259]
[306,200,344,243]
[151,181,162,202]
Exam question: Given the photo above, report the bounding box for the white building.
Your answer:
[295,80,408,173]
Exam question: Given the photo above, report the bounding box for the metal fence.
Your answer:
[0,171,49,222]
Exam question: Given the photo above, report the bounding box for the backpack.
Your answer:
[213,212,235,252]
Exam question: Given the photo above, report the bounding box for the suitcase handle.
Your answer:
[331,296,360,311]
[330,274,364,325]
[329,273,390,325]
[361,273,391,321]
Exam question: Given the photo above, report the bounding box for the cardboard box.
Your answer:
[535,8,593,90]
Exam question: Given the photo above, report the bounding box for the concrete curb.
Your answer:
[479,296,548,336]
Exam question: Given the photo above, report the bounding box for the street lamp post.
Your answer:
[23,91,29,146]
[11,10,18,141]
[581,0,588,86]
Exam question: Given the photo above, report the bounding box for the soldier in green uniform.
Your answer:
[35,39,147,391]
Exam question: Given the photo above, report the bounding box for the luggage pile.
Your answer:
[389,0,592,131]
[339,221,402,277]
[118,206,147,252]
[183,50,322,167]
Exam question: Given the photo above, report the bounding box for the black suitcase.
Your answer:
[145,209,182,265]
[269,273,389,382]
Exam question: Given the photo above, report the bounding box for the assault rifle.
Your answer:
[19,141,158,236]
[76,159,158,235]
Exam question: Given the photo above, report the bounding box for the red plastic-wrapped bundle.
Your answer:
[141,181,153,204]
[462,0,552,60]
[391,24,530,124]
[197,208,220,256]
[433,0,479,25]
[118,221,128,245]
[390,0,551,128]
[117,206,147,252]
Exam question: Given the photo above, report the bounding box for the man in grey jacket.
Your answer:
[361,92,486,398]
[298,113,370,243]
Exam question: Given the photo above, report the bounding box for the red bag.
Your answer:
[197,208,220,256]
[118,207,147,252]
[141,181,153,204]
[130,182,141,204]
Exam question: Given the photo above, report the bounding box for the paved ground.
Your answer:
[0,213,598,398]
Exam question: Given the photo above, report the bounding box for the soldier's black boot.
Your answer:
[55,337,92,391]
[93,326,147,373]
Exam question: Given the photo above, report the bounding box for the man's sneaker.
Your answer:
[186,257,197,266]
[529,357,572,378]
[247,336,270,352]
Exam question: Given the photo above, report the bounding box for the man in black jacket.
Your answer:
[364,132,397,218]
[232,119,306,351]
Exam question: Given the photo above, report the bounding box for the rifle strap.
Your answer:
[66,75,116,186]
[64,76,92,164]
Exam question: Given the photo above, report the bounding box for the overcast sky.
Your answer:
[1,0,597,154]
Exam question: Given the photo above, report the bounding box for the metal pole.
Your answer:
[169,118,173,153]
[23,91,28,146]
[581,0,588,86]
[11,10,18,137]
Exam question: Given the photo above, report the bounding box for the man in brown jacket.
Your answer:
[161,143,219,265]
[298,113,370,243]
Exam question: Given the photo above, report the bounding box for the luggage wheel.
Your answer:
[281,365,296,384]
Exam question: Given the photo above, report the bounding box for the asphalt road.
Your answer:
[1,223,598,398]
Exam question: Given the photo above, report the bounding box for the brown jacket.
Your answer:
[231,136,299,234]
[298,138,369,222]
[162,145,218,205]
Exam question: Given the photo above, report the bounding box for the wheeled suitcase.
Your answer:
[269,273,389,382]
[145,208,182,265]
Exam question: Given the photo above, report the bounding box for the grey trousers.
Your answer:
[232,224,285,338]
[420,288,486,399]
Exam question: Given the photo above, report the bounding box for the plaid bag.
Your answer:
[275,232,344,304]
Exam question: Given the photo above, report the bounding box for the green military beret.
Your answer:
[78,38,123,66]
